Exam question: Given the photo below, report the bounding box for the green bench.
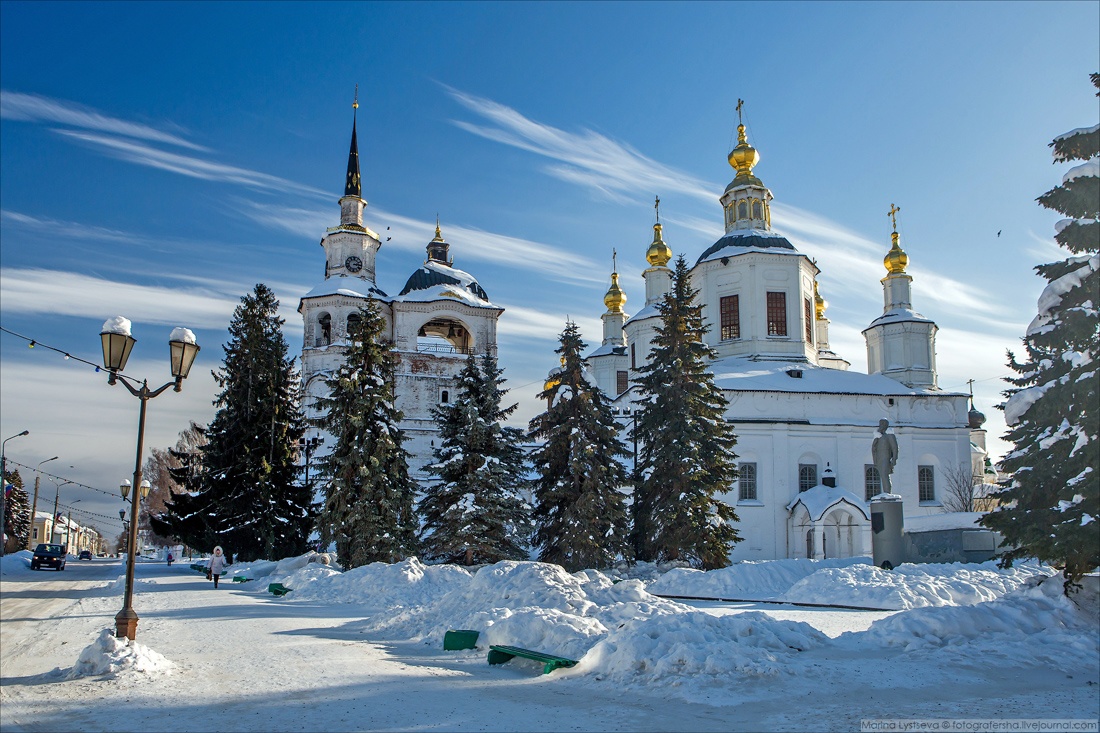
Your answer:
[443,629,480,651]
[267,583,292,596]
[232,576,252,583]
[191,563,207,574]
[487,645,578,675]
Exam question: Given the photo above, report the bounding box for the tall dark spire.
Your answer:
[344,88,362,198]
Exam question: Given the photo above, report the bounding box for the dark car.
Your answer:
[31,543,66,571]
[78,550,93,560]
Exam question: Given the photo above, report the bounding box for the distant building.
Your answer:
[299,104,502,480]
[570,118,988,561]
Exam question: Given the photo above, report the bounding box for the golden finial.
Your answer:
[646,218,672,267]
[884,203,909,274]
[813,280,827,319]
[604,249,627,313]
[353,84,359,110]
[727,101,761,185]
[434,214,442,240]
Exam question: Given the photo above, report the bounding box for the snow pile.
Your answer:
[855,576,1099,669]
[359,561,688,661]
[276,557,471,609]
[68,629,174,679]
[783,561,1057,610]
[105,574,156,592]
[576,611,829,683]
[648,556,870,600]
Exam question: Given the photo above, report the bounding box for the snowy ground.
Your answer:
[1,552,1096,732]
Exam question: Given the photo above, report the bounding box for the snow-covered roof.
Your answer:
[395,260,497,308]
[864,307,935,330]
[695,229,799,265]
[625,302,659,326]
[786,484,870,521]
[301,275,389,302]
[586,342,627,359]
[709,356,952,397]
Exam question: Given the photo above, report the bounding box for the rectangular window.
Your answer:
[798,463,818,492]
[720,295,740,340]
[738,462,758,501]
[630,342,636,370]
[864,464,882,501]
[919,465,936,502]
[767,292,787,336]
[33,527,38,540]
[616,370,628,395]
[804,298,814,343]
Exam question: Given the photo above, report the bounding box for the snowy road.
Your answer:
[1,555,1097,732]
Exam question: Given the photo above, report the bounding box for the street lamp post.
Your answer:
[1,430,30,556]
[26,456,58,551]
[65,500,82,552]
[50,478,75,545]
[101,317,199,641]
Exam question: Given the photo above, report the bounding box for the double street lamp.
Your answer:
[100,317,199,641]
[50,477,75,545]
[1,430,30,557]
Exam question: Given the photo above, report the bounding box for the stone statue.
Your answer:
[871,418,899,495]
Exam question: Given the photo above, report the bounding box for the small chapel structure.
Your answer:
[298,101,502,480]
[573,111,989,562]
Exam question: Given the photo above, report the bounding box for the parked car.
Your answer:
[31,543,66,571]
[78,550,93,560]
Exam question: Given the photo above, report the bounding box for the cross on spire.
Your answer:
[736,98,744,125]
[612,248,617,273]
[353,84,359,110]
[654,195,661,223]
[888,203,901,232]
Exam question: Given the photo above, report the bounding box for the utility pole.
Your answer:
[26,456,57,550]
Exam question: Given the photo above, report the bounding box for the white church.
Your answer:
[298,104,503,481]
[299,103,990,564]
[572,118,990,562]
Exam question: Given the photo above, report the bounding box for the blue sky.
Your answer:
[1,1,1097,540]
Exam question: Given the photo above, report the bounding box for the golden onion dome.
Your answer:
[603,272,626,313]
[727,124,763,187]
[646,223,672,267]
[884,231,909,274]
[813,280,827,319]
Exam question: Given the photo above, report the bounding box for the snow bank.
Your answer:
[359,561,688,661]
[279,557,471,608]
[855,576,1099,670]
[648,556,870,600]
[575,611,829,683]
[68,629,174,679]
[784,561,1057,610]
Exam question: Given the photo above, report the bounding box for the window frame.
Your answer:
[864,464,882,501]
[798,463,818,493]
[918,465,936,502]
[767,292,788,337]
[738,462,758,502]
[616,370,628,395]
[804,297,814,343]
[720,294,740,341]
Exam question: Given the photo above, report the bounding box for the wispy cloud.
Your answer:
[1,90,208,151]
[238,200,608,287]
[446,86,715,204]
[1,209,145,246]
[494,302,600,344]
[0,268,300,330]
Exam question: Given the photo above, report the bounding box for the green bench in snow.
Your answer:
[267,583,291,596]
[232,576,252,583]
[487,645,577,675]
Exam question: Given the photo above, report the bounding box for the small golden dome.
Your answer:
[813,280,827,319]
[727,124,763,187]
[884,231,909,274]
[646,223,672,267]
[603,271,626,313]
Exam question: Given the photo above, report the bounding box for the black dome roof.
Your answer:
[696,232,796,265]
[399,265,489,301]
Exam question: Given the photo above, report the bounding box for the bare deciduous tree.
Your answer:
[941,463,979,513]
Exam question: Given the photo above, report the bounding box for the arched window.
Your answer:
[752,200,763,219]
[440,390,450,404]
[317,313,332,347]
[738,200,749,220]
[346,312,362,341]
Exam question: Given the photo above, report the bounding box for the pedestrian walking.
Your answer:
[208,546,228,588]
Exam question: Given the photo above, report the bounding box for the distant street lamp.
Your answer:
[1,430,30,557]
[26,456,58,551]
[101,317,199,641]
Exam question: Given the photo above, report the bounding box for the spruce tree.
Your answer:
[419,353,531,565]
[632,255,741,569]
[528,322,631,572]
[981,74,1099,589]
[3,468,30,552]
[154,284,311,561]
[314,299,418,569]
